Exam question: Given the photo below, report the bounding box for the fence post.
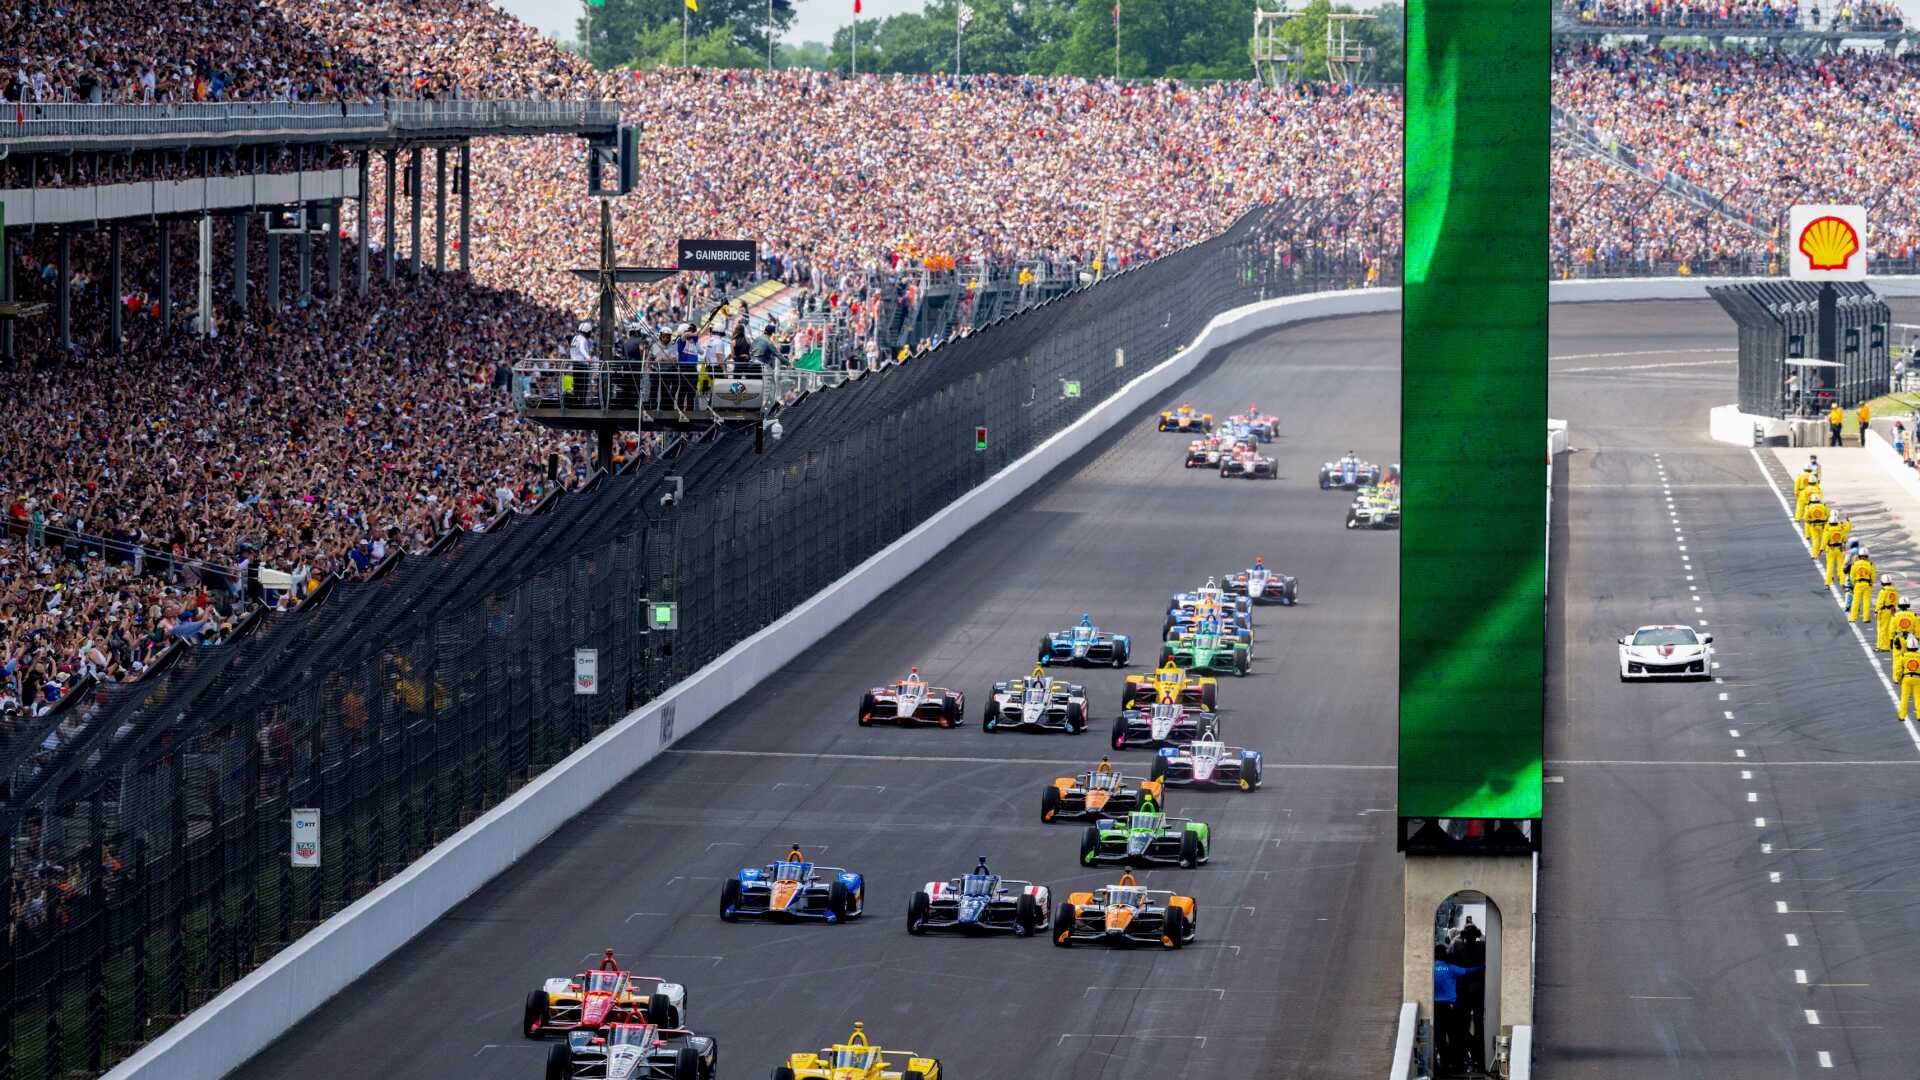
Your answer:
[85,793,106,1074]
[1,827,12,1080]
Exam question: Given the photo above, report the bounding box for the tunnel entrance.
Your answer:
[1434,890,1500,1077]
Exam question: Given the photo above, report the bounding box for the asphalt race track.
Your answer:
[229,314,1404,1080]
[1542,300,1920,1079]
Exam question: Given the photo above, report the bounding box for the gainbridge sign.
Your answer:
[1788,204,1868,282]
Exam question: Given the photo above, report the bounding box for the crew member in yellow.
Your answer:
[1898,635,1920,722]
[1892,626,1910,681]
[1828,403,1845,447]
[1805,493,1830,549]
[1858,401,1872,447]
[1876,574,1901,650]
[1801,474,1823,531]
[1824,512,1851,584]
[1850,546,1878,623]
[1794,464,1816,521]
[1889,602,1919,661]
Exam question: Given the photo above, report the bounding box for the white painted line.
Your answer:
[1720,692,1729,701]
[1786,933,1800,946]
[1551,350,1732,365]
[1736,749,1747,758]
[1688,575,1697,582]
[1818,1051,1834,1068]
[1795,969,1808,984]
[1724,711,1736,720]
[1756,817,1767,827]
[1701,620,1710,627]
[1741,770,1753,779]
[1748,793,1759,802]
[1769,871,1780,882]
[1806,1009,1821,1026]
[1716,677,1725,684]
[1777,901,1791,913]
[1680,546,1688,552]
[1696,606,1705,613]
[1730,729,1741,738]
[1762,843,1773,853]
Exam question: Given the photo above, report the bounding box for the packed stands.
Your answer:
[1560,0,1810,30]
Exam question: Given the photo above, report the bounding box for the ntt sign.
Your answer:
[1788,204,1867,282]
[677,238,758,273]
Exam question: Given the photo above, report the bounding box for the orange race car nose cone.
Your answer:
[1085,789,1110,811]
[1104,906,1135,932]
[1798,215,1860,271]
[770,880,801,910]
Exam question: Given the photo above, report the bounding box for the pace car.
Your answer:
[1051,871,1197,949]
[1157,404,1214,433]
[1110,701,1212,750]
[1219,443,1277,479]
[1151,724,1264,791]
[1122,661,1218,711]
[984,665,1089,733]
[1184,434,1227,468]
[1037,613,1132,667]
[1223,558,1297,606]
[1042,757,1165,821]
[775,1022,942,1080]
[543,1022,717,1080]
[1161,617,1251,675]
[1318,454,1383,490]
[1617,624,1714,681]
[1346,486,1400,530]
[858,667,965,727]
[906,858,1051,936]
[719,847,865,923]
[523,951,688,1039]
[1079,804,1211,868]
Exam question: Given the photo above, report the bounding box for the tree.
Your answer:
[778,40,834,70]
[1054,0,1252,79]
[1270,0,1404,84]
[578,0,796,70]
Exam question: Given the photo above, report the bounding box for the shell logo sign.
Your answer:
[1788,204,1868,282]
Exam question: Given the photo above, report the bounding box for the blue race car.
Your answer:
[719,847,865,923]
[907,858,1052,937]
[1038,614,1132,667]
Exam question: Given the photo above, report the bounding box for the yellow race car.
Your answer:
[1121,661,1218,712]
[774,1022,941,1080]
[1156,404,1214,433]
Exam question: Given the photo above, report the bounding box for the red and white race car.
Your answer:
[1218,442,1276,479]
[1185,434,1227,468]
[858,667,966,727]
[524,950,688,1039]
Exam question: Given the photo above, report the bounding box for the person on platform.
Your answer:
[1433,944,1483,1075]
[1829,403,1846,446]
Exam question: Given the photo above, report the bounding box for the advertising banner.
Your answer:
[291,809,320,866]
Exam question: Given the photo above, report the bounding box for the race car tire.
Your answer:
[1161,906,1189,949]
[1114,639,1131,667]
[983,705,999,733]
[858,692,878,727]
[1200,682,1217,711]
[1234,653,1249,677]
[1178,829,1202,869]
[830,880,854,920]
[1150,755,1168,783]
[646,992,679,1028]
[1345,510,1358,529]
[523,989,551,1039]
[719,877,743,922]
[773,1068,798,1080]
[1109,715,1130,751]
[1243,757,1264,791]
[1052,902,1077,947]
[670,1046,701,1080]
[546,1041,570,1080]
[1016,893,1042,936]
[1066,701,1086,733]
[941,697,961,727]
[1042,785,1064,822]
[1318,469,1330,489]
[908,890,931,935]
[1036,638,1051,663]
[1079,827,1102,866]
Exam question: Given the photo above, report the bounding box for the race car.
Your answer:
[1230,407,1279,442]
[984,665,1089,733]
[1037,613,1132,666]
[1041,757,1165,821]
[775,1022,941,1080]
[543,1022,717,1080]
[858,667,965,727]
[1165,582,1253,636]
[1161,617,1251,675]
[1110,701,1213,750]
[906,858,1051,936]
[523,950,688,1039]
[1318,454,1383,490]
[1218,442,1277,479]
[719,847,865,923]
[1346,486,1400,530]
[1157,404,1214,433]
[1617,624,1714,681]
[1078,803,1211,868]
[1184,434,1227,468]
[1223,558,1297,606]
[1050,871,1197,949]
[1150,724,1264,790]
[1122,661,1218,711]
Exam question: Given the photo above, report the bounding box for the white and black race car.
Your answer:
[984,666,1089,733]
[907,863,1052,936]
[1617,624,1714,681]
[546,1023,716,1080]
[1223,560,1297,606]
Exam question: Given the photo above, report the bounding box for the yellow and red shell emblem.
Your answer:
[1798,215,1860,271]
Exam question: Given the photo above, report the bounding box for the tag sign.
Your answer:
[1063,380,1082,399]
[975,426,989,451]
[676,238,758,273]
[575,648,599,695]
[1788,204,1867,282]
[291,809,320,867]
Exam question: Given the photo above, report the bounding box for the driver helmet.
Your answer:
[1079,612,1093,626]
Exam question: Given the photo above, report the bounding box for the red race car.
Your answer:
[523,949,689,1039]
[858,667,965,727]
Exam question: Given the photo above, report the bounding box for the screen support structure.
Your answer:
[1399,0,1547,1062]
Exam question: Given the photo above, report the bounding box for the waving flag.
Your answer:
[855,0,862,12]
[686,0,697,9]
[959,2,975,29]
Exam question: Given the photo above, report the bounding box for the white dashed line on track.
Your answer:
[1795,969,1808,984]
[1786,933,1800,946]
[1777,901,1791,913]
[1806,1009,1821,1026]
[1819,1051,1834,1068]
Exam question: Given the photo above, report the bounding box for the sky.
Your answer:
[493,0,1920,51]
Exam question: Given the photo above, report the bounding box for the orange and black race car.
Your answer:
[1050,871,1198,949]
[1156,403,1214,433]
[1040,758,1164,822]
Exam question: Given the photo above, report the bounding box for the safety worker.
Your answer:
[1805,492,1830,549]
[1829,402,1845,447]
[1899,635,1920,722]
[1850,546,1878,623]
[1858,400,1872,447]
[1793,465,1814,521]
[1802,473,1823,529]
[1824,512,1851,584]
[1892,627,1911,681]
[1877,574,1902,650]
[1890,602,1919,660]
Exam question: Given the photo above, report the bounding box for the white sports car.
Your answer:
[1617,624,1713,681]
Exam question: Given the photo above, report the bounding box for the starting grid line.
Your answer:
[668,748,1394,770]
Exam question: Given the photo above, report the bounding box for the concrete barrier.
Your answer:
[1864,429,1920,504]
[106,285,1400,1080]
[1388,1001,1419,1080]
[1549,275,1920,302]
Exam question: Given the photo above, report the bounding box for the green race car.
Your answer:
[1078,808,1211,868]
[1159,620,1251,676]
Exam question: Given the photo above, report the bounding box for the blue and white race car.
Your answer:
[1318,454,1384,490]
[1038,614,1132,667]
[1223,558,1297,606]
[719,847,865,923]
[906,858,1052,937]
[1164,580,1253,637]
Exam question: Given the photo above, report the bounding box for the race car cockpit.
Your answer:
[772,861,808,883]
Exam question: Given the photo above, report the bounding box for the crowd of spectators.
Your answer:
[1562,0,1808,30]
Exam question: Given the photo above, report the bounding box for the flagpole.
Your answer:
[852,15,858,77]
[683,3,689,67]
[955,2,961,75]
[1114,4,1120,80]
[768,0,774,69]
